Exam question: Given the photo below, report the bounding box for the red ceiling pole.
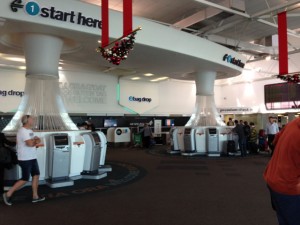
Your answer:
[123,0,133,37]
[278,11,288,75]
[101,0,109,48]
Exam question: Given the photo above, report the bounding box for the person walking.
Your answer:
[0,132,16,195]
[264,117,300,225]
[265,116,279,156]
[3,115,45,206]
[232,120,246,157]
[140,123,153,148]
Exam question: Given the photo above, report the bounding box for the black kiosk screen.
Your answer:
[185,129,191,135]
[92,133,100,144]
[209,129,217,134]
[54,135,68,146]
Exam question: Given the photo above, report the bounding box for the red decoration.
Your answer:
[101,0,109,48]
[123,0,132,37]
[97,32,137,65]
[277,73,300,83]
[278,11,288,75]
[99,0,140,65]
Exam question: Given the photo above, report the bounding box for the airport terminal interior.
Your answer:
[1,0,300,224]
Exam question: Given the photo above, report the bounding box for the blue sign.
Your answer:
[223,54,245,68]
[25,1,40,16]
[10,0,102,29]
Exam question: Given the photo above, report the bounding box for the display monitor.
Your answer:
[54,135,69,146]
[165,119,175,127]
[208,128,217,134]
[185,128,191,134]
[91,133,100,144]
[104,119,117,127]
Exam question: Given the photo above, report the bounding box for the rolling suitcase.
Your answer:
[227,140,236,154]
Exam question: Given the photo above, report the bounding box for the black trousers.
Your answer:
[268,134,275,156]
[143,136,151,148]
[0,164,5,194]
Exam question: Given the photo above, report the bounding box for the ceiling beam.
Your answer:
[194,0,300,38]
[194,0,250,18]
[251,0,300,18]
[203,18,246,35]
[173,0,241,29]
[173,7,222,29]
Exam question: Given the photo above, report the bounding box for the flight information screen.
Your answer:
[264,83,300,109]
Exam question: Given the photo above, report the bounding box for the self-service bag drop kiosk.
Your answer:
[47,133,74,188]
[81,132,107,180]
[96,131,112,172]
[182,127,207,156]
[206,127,220,157]
[195,127,206,155]
[182,127,197,156]
[168,127,180,154]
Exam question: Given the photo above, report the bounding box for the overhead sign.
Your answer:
[219,107,253,114]
[223,54,245,68]
[10,0,102,29]
[119,79,159,114]
[128,96,152,103]
[0,89,24,97]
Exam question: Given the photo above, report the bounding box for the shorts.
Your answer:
[18,159,40,181]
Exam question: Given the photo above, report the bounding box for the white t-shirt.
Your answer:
[17,127,37,161]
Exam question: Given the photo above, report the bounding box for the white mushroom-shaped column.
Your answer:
[186,70,224,127]
[4,33,77,132]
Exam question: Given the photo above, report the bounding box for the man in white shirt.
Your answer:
[265,116,279,156]
[3,115,45,206]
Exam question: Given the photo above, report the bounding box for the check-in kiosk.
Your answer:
[218,127,231,156]
[182,127,197,156]
[81,132,107,180]
[195,127,206,155]
[47,133,74,188]
[177,127,185,152]
[96,131,112,173]
[168,127,180,154]
[206,128,220,157]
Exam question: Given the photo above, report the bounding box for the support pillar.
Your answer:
[4,33,77,132]
[186,71,225,127]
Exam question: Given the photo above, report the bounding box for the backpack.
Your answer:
[244,125,250,136]
[0,146,12,164]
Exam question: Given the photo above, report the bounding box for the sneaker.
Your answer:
[3,193,12,206]
[32,196,45,203]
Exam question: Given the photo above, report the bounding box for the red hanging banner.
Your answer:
[123,0,133,37]
[278,11,288,75]
[101,0,109,48]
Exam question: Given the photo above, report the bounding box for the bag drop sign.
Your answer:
[0,90,24,97]
[128,96,152,103]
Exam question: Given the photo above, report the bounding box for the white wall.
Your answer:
[215,78,300,114]
[2,68,296,116]
[0,68,196,115]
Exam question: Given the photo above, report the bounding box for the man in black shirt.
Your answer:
[232,120,246,157]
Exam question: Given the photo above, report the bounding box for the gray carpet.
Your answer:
[0,146,277,225]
